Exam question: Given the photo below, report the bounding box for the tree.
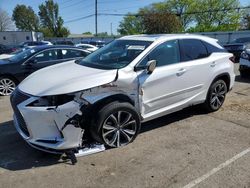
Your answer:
[12,5,39,31]
[0,9,14,31]
[241,7,250,30]
[118,13,145,35]
[152,0,195,30]
[38,0,70,37]
[82,31,92,35]
[189,0,241,32]
[139,5,182,34]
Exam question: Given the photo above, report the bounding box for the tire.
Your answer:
[90,102,141,148]
[240,71,248,78]
[203,80,227,112]
[0,76,17,96]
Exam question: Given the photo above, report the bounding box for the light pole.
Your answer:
[95,0,97,36]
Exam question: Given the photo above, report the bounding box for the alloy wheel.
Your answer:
[0,78,16,96]
[102,111,137,147]
[210,82,227,110]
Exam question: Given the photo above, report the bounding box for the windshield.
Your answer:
[233,37,250,43]
[9,48,38,62]
[78,40,152,69]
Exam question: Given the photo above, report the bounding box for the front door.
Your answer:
[137,40,189,120]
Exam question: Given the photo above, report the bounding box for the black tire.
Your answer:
[240,71,248,78]
[0,76,17,96]
[90,102,141,148]
[203,80,227,112]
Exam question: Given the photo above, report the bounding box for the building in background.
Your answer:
[0,31,43,45]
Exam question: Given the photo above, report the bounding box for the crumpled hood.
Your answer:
[18,60,117,96]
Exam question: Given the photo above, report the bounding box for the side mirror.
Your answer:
[146,60,156,74]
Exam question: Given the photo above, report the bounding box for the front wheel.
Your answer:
[0,77,16,96]
[91,102,141,148]
[203,80,227,112]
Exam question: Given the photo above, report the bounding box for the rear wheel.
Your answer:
[91,102,141,148]
[0,77,16,96]
[203,80,227,112]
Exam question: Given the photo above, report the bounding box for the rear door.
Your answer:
[178,39,212,103]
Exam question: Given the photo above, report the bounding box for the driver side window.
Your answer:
[139,40,180,67]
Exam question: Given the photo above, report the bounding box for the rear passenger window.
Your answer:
[61,49,85,59]
[33,49,58,63]
[179,39,208,61]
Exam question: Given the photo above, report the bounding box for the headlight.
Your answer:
[28,94,75,107]
[241,51,250,60]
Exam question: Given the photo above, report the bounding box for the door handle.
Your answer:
[176,68,186,76]
[210,62,216,67]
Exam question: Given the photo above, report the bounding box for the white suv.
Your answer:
[11,34,235,158]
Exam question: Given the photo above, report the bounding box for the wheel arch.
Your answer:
[0,74,20,84]
[91,93,135,112]
[79,93,137,128]
[210,73,231,92]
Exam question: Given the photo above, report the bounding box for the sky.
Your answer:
[0,0,249,35]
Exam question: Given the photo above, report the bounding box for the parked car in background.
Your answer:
[10,34,235,161]
[224,37,250,62]
[0,44,18,54]
[53,40,74,46]
[0,45,90,95]
[75,43,98,52]
[0,47,31,60]
[89,40,106,48]
[239,48,250,78]
[20,41,52,48]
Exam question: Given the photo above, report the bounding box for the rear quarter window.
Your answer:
[201,41,226,54]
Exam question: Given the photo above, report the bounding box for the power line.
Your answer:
[64,6,250,23]
[99,5,143,12]
[65,14,95,23]
[61,0,85,9]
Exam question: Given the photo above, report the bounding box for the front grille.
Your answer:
[10,89,30,137]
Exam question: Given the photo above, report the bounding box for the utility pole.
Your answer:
[110,22,113,36]
[95,0,97,36]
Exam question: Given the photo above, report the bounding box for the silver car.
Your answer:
[11,34,235,163]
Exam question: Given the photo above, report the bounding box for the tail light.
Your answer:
[229,56,236,63]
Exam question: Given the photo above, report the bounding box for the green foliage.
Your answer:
[190,0,241,32]
[96,32,109,37]
[117,0,242,34]
[241,6,250,30]
[12,5,39,31]
[82,31,92,35]
[38,0,70,37]
[118,14,145,35]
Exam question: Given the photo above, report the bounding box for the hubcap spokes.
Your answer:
[0,78,16,96]
[210,83,226,109]
[102,111,136,147]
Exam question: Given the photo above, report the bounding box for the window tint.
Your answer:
[179,39,208,61]
[61,49,85,59]
[201,41,226,54]
[33,49,58,63]
[139,40,180,67]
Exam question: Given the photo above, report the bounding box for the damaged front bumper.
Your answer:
[10,89,105,159]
